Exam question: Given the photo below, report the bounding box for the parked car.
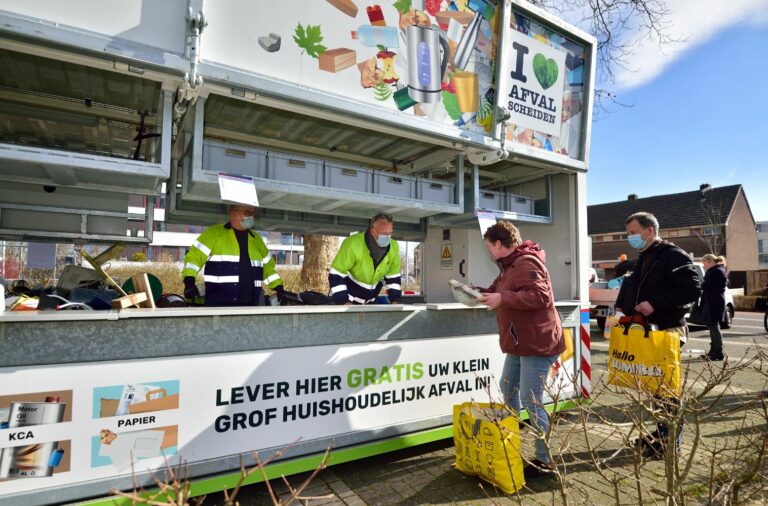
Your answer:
[687,262,734,329]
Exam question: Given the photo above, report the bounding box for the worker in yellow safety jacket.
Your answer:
[181,205,284,306]
[329,213,401,304]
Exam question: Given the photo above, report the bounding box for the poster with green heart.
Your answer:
[500,28,566,137]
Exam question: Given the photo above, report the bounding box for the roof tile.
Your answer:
[588,185,741,235]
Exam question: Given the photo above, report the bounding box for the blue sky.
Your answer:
[586,4,768,222]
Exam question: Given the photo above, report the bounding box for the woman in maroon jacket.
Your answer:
[477,222,564,479]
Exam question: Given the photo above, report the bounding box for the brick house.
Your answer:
[588,184,759,277]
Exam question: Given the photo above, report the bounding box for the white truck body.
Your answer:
[0,1,596,504]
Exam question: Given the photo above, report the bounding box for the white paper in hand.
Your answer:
[449,279,482,306]
[218,172,259,207]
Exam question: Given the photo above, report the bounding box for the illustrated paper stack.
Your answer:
[98,430,164,470]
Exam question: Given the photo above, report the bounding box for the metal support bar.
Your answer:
[0,87,158,127]
[471,164,480,213]
[184,96,207,196]
[455,154,464,209]
[159,89,174,186]
[0,229,148,244]
[258,192,286,206]
[0,202,134,219]
[546,175,553,219]
[145,195,155,243]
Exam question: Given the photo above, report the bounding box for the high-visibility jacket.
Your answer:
[182,223,282,306]
[329,231,401,304]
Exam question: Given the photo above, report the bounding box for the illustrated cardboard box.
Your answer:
[319,48,356,73]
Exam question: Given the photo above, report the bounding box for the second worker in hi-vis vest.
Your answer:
[329,213,402,305]
[181,205,284,306]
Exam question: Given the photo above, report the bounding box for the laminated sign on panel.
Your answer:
[441,243,453,270]
[501,29,565,137]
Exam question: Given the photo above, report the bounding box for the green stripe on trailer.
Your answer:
[81,399,580,506]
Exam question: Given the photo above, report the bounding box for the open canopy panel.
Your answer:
[0,48,169,195]
[429,161,558,228]
[0,181,147,244]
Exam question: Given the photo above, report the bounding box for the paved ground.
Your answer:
[212,313,768,505]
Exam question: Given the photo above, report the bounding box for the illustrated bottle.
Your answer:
[351,25,399,48]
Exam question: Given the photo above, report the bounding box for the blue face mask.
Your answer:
[627,233,646,250]
[240,216,255,229]
[376,234,391,248]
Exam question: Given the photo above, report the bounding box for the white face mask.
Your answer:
[240,216,255,229]
[376,234,391,247]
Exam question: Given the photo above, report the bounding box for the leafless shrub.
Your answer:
[113,442,334,506]
[458,341,768,505]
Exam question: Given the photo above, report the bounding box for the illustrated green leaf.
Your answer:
[441,91,461,120]
[293,23,327,59]
[477,98,493,121]
[377,44,387,52]
[374,82,393,101]
[393,0,412,15]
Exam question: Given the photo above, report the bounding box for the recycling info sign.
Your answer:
[500,28,567,136]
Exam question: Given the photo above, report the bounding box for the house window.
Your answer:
[700,226,721,235]
[668,230,679,237]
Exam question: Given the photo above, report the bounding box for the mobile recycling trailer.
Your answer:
[0,1,595,504]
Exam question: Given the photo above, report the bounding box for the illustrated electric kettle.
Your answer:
[406,24,450,104]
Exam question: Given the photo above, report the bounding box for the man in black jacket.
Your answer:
[616,212,701,458]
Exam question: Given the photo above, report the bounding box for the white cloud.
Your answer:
[613,0,768,90]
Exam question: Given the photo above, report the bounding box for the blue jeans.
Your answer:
[501,353,559,463]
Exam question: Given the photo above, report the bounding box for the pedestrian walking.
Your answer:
[615,212,701,458]
[700,254,728,361]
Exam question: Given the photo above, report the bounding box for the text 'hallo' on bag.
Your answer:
[607,319,681,397]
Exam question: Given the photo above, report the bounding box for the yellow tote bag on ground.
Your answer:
[453,402,525,494]
[608,322,681,396]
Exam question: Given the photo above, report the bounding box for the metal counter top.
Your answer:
[0,300,582,322]
[0,301,583,368]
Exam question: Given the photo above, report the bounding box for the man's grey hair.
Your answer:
[626,211,659,234]
[370,212,394,225]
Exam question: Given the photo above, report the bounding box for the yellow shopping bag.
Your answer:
[453,402,525,494]
[608,319,681,396]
